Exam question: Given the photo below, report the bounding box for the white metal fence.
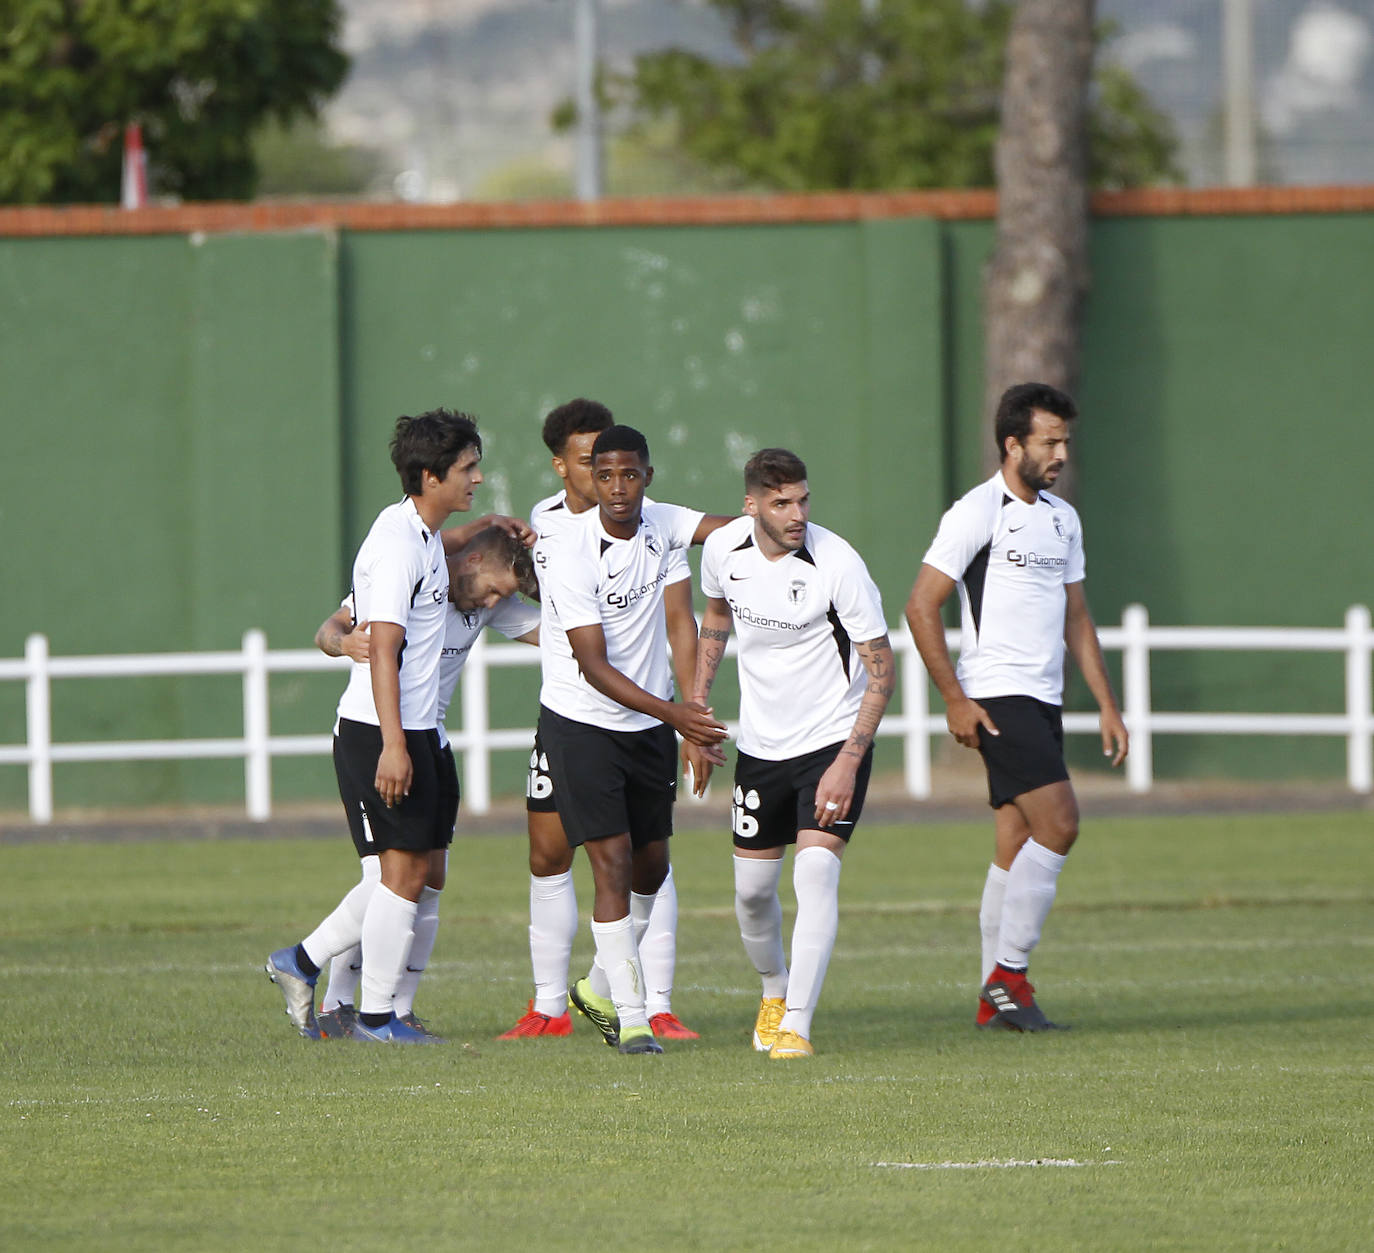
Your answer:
[1,604,1370,825]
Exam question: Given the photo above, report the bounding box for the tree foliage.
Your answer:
[617,0,1180,191]
[0,0,349,204]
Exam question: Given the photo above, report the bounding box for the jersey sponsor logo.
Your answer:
[728,599,806,631]
[1006,549,1068,569]
[441,644,474,659]
[606,568,670,609]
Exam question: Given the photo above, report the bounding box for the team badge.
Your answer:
[788,579,807,605]
[1053,514,1066,540]
[644,529,661,556]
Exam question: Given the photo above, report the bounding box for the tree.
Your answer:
[982,0,1093,482]
[616,0,1178,192]
[0,0,348,204]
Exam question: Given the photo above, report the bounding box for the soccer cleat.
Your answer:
[317,1004,357,1039]
[768,1029,814,1059]
[569,979,620,1047]
[497,1001,574,1039]
[352,1014,439,1044]
[397,1012,445,1042]
[265,946,320,1038]
[979,965,1067,1032]
[617,1024,664,1055]
[649,1011,700,1040]
[752,997,786,1053]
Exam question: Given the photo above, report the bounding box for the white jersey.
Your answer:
[701,516,887,760]
[534,499,703,731]
[335,497,449,730]
[435,595,541,747]
[922,470,1086,705]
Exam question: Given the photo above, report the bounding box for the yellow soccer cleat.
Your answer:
[768,1028,814,1060]
[752,997,786,1052]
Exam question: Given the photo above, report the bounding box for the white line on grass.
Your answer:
[873,1158,1124,1171]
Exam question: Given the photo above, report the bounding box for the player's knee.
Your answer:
[529,846,573,877]
[1040,814,1078,854]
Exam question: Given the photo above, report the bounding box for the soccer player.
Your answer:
[691,449,894,1060]
[265,409,493,1043]
[310,526,541,1039]
[904,382,1128,1032]
[500,399,702,1042]
[533,424,730,1054]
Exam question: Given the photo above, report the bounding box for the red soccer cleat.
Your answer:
[649,1011,701,1040]
[497,1000,574,1039]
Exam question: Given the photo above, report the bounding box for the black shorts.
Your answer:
[537,705,676,849]
[525,728,558,814]
[333,718,453,857]
[974,695,1070,808]
[731,741,873,851]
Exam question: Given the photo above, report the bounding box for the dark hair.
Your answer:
[591,424,650,464]
[464,526,539,601]
[744,448,807,494]
[994,383,1077,462]
[391,409,482,495]
[542,398,614,456]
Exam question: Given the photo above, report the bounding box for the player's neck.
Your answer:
[598,506,640,539]
[411,493,459,535]
[1001,468,1039,505]
[564,488,596,515]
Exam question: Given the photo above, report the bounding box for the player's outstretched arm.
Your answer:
[316,607,354,657]
[566,623,727,748]
[691,514,738,545]
[905,564,998,748]
[813,634,896,827]
[1064,581,1129,766]
[440,514,536,554]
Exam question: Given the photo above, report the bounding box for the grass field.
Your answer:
[2,809,1371,1251]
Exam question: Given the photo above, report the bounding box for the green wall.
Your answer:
[1,208,1369,812]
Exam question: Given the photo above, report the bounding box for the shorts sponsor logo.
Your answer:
[732,785,761,839]
[526,749,553,800]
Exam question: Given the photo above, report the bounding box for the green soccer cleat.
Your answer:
[569,978,620,1047]
[617,1024,664,1055]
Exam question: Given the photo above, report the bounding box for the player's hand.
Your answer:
[670,701,728,748]
[375,742,413,808]
[1101,709,1129,767]
[479,513,537,547]
[681,740,725,797]
[946,696,997,749]
[341,621,372,665]
[813,755,858,827]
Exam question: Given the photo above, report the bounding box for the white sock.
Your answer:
[979,863,1010,986]
[358,885,417,1016]
[301,855,380,971]
[393,885,441,1017]
[530,871,578,1017]
[995,839,1067,970]
[780,846,842,1040]
[589,915,648,1031]
[733,855,788,999]
[635,866,678,1018]
[321,946,360,1013]
[587,955,613,999]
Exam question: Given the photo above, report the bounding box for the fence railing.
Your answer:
[1,604,1369,824]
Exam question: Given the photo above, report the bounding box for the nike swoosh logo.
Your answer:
[607,567,627,580]
[728,573,750,581]
[1008,524,1026,533]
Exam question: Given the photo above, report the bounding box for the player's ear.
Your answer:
[643,464,654,488]
[550,455,568,481]
[743,494,758,518]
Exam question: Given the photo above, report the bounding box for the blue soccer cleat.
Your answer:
[265,946,320,1039]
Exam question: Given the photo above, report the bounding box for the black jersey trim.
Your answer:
[1002,493,1014,508]
[731,534,755,553]
[963,541,992,637]
[795,545,816,566]
[826,604,852,681]
[409,577,424,608]
[599,538,613,557]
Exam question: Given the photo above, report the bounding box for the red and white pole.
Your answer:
[121,122,147,208]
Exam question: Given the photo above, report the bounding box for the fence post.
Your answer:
[462,632,492,814]
[25,633,53,824]
[901,636,932,799]
[1121,604,1153,793]
[1346,605,1372,793]
[242,629,272,821]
